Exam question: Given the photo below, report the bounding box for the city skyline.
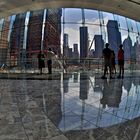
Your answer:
[0,8,140,59]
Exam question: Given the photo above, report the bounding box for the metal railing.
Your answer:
[0,57,139,74]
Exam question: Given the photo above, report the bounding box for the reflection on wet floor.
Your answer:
[1,72,140,139]
[58,72,140,132]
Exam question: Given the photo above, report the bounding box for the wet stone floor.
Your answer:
[0,71,140,140]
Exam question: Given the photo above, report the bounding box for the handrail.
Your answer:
[0,57,138,74]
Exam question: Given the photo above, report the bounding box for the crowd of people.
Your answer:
[101,43,124,79]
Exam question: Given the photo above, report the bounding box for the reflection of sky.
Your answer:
[58,72,140,132]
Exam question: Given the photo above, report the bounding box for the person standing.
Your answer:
[38,50,45,74]
[117,44,124,78]
[101,43,112,79]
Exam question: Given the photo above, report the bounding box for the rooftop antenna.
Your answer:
[82,9,85,26]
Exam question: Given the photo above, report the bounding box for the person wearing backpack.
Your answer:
[117,44,124,78]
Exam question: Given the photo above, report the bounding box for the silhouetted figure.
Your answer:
[101,43,112,79]
[100,79,109,108]
[111,50,116,74]
[47,48,55,74]
[117,44,124,78]
[38,51,45,74]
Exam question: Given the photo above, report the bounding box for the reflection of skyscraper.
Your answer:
[44,74,62,126]
[73,72,78,83]
[94,35,104,58]
[79,72,89,126]
[94,74,102,92]
[123,36,132,61]
[0,17,10,66]
[107,20,121,56]
[63,73,71,93]
[79,72,89,100]
[10,13,26,66]
[123,77,132,92]
[80,26,88,59]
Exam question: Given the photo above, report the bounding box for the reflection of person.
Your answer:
[100,79,109,108]
[38,51,45,74]
[100,79,123,108]
[111,50,116,74]
[117,44,124,78]
[47,48,56,74]
[101,43,112,79]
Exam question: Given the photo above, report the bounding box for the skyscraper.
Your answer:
[107,20,122,56]
[0,17,10,66]
[10,13,26,66]
[43,9,62,56]
[73,43,79,63]
[68,48,72,57]
[135,39,140,63]
[94,35,104,58]
[63,33,69,57]
[21,8,61,68]
[64,33,69,47]
[73,44,78,52]
[27,9,44,67]
[123,35,132,61]
[80,26,88,59]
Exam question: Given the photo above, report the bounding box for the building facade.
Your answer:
[107,20,122,56]
[10,13,26,67]
[80,26,88,59]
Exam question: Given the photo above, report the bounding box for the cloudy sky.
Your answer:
[1,8,139,52]
[61,8,136,51]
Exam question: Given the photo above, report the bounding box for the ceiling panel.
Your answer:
[0,0,139,21]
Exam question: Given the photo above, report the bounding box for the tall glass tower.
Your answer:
[80,26,88,59]
[107,20,122,56]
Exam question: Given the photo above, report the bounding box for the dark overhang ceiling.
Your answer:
[0,0,140,21]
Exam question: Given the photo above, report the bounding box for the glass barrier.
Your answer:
[0,8,139,74]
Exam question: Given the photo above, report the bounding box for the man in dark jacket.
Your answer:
[101,43,112,79]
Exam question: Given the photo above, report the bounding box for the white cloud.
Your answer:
[64,27,80,50]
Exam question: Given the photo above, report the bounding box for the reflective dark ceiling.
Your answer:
[0,0,140,21]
